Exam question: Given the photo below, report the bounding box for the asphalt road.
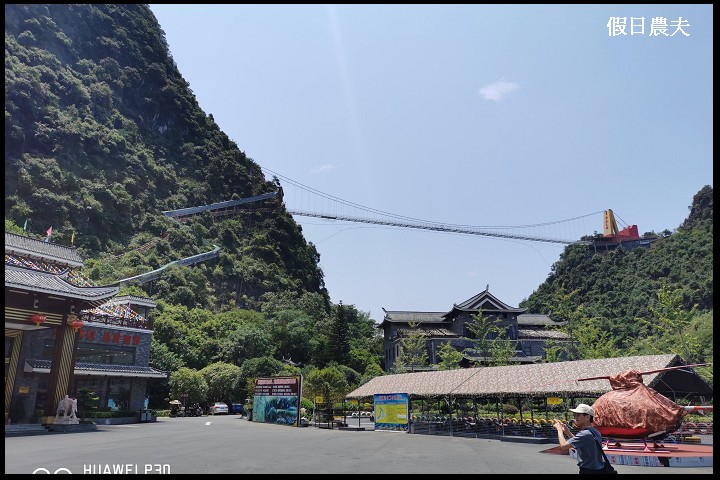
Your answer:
[5,415,713,474]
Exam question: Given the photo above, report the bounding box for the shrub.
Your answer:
[84,410,138,418]
[300,397,313,412]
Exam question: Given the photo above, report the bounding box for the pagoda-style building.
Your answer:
[5,232,165,425]
[380,286,572,372]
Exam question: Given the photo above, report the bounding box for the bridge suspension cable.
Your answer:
[261,167,598,245]
[286,210,586,245]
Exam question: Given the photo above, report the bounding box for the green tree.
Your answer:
[545,288,584,360]
[234,356,285,403]
[218,325,275,366]
[344,306,383,373]
[347,345,382,375]
[150,339,184,372]
[464,310,503,364]
[572,313,621,360]
[200,362,242,405]
[5,219,24,235]
[360,363,385,385]
[488,328,518,366]
[630,287,713,383]
[260,290,330,320]
[393,321,428,373]
[647,284,701,363]
[436,342,463,370]
[332,363,362,390]
[329,302,350,365]
[542,340,566,363]
[304,366,349,407]
[168,367,208,405]
[268,309,316,365]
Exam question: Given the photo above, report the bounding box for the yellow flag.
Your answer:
[71,231,75,246]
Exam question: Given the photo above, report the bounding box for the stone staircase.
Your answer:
[5,423,52,437]
[5,422,97,436]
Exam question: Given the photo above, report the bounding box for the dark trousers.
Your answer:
[578,466,605,474]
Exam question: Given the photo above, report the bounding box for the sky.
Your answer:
[148,5,713,323]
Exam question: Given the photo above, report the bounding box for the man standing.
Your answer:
[553,404,606,474]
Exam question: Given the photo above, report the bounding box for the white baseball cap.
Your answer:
[569,404,594,416]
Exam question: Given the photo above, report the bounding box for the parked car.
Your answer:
[209,402,229,415]
[230,403,244,414]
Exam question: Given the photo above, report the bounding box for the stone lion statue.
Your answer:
[55,395,78,419]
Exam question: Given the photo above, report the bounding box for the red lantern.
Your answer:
[70,319,84,331]
[68,315,84,331]
[31,313,47,326]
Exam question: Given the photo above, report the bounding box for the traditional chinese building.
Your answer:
[380,287,572,372]
[4,232,165,424]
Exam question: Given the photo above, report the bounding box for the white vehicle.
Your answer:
[209,402,229,415]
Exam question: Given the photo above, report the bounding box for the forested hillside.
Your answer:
[5,5,385,406]
[5,4,325,310]
[521,186,713,370]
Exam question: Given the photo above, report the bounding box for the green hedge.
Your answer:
[83,410,148,418]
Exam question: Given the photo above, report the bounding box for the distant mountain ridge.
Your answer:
[521,185,713,349]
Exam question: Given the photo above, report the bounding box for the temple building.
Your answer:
[380,287,572,372]
[5,232,165,424]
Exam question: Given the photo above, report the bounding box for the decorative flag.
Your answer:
[71,230,75,246]
[23,219,29,232]
[45,226,53,242]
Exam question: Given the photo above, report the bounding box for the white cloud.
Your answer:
[313,164,335,174]
[478,81,520,102]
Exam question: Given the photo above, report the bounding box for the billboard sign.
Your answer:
[253,375,302,427]
[373,393,409,432]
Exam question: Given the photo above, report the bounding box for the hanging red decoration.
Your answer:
[70,319,84,331]
[31,313,47,326]
[68,314,84,331]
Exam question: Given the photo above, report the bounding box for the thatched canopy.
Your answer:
[346,354,712,401]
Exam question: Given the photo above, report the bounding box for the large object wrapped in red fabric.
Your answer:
[591,369,686,438]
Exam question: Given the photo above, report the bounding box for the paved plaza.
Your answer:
[5,415,712,474]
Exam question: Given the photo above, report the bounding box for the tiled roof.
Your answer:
[382,291,540,326]
[517,314,565,326]
[5,265,117,305]
[107,295,157,308]
[6,253,96,287]
[5,254,67,273]
[463,354,543,364]
[518,329,571,340]
[381,311,446,324]
[397,327,458,338]
[451,289,527,314]
[5,232,83,267]
[346,354,683,399]
[83,302,146,322]
[25,359,166,378]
